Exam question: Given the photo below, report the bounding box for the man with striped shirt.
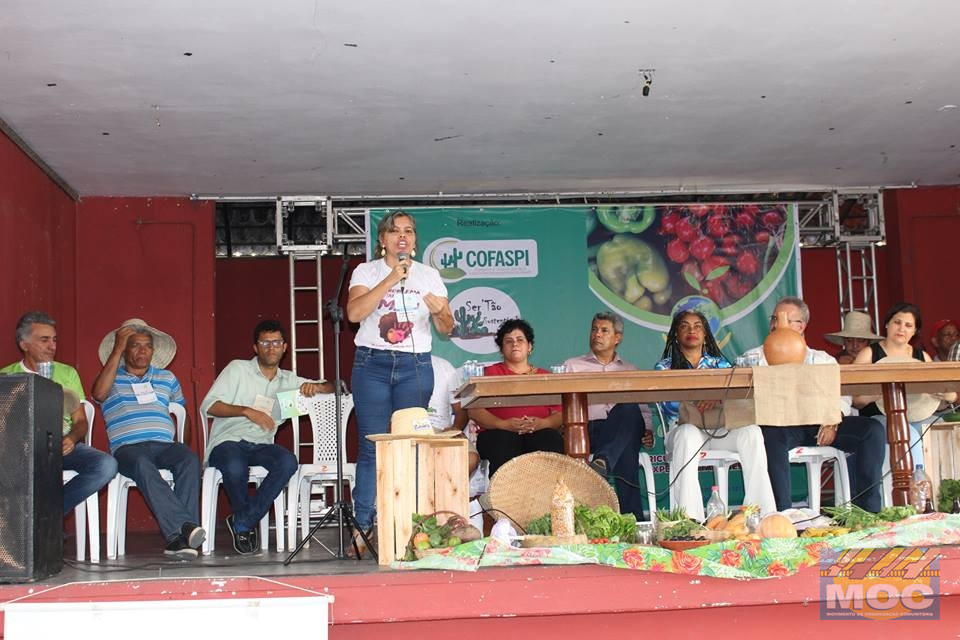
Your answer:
[92,319,204,560]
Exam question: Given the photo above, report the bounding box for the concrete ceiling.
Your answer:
[2,0,959,197]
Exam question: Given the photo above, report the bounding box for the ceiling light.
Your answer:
[639,68,655,97]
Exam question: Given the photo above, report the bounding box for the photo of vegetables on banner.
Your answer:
[589,203,797,352]
[368,204,799,368]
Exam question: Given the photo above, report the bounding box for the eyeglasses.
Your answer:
[770,315,804,327]
[257,339,285,348]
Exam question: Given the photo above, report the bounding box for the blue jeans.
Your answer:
[63,443,117,515]
[208,440,298,533]
[589,403,646,520]
[113,441,201,541]
[762,415,885,513]
[351,347,434,530]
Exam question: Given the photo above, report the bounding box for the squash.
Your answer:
[706,515,728,530]
[758,514,797,538]
[722,512,747,532]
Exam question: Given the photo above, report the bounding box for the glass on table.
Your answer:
[550,363,568,374]
[635,522,656,545]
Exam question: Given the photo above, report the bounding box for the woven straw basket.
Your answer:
[488,451,620,529]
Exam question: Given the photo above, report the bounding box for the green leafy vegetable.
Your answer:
[877,505,917,522]
[524,505,637,542]
[655,507,690,522]
[661,519,705,540]
[939,479,960,513]
[526,513,552,535]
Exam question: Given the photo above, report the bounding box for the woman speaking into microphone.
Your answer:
[346,210,454,553]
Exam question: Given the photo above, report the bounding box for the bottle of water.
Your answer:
[705,485,726,521]
[909,464,932,513]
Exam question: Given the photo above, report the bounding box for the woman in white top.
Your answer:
[346,210,453,550]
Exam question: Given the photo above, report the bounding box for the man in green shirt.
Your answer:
[0,311,117,514]
[200,319,331,554]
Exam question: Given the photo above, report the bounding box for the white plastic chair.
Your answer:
[199,409,285,555]
[788,446,851,512]
[64,400,102,562]
[637,452,658,519]
[105,403,186,559]
[667,449,743,513]
[286,393,356,548]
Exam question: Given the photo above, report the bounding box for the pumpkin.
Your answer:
[763,311,807,365]
[758,514,797,538]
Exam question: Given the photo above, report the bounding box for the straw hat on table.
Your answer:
[488,451,619,530]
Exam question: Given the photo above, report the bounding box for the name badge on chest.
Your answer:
[131,381,158,405]
[395,292,421,322]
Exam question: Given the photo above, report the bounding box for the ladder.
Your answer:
[274,197,369,378]
[832,191,885,330]
[276,197,331,379]
[287,250,324,380]
[836,243,880,329]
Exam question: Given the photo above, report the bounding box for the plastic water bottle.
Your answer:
[909,464,933,513]
[705,485,726,521]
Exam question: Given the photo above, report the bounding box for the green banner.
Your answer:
[369,204,800,370]
[370,205,801,508]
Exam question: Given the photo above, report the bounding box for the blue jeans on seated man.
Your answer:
[63,443,118,514]
[208,440,298,534]
[588,403,646,520]
[351,347,434,531]
[113,441,201,541]
[761,415,885,513]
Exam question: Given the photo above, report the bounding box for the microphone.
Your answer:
[397,251,409,287]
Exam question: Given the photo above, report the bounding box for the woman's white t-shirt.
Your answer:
[350,259,448,353]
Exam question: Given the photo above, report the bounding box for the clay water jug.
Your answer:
[763,311,807,365]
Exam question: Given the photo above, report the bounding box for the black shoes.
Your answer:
[164,537,199,559]
[226,514,260,554]
[589,456,609,478]
[164,522,205,560]
[181,522,206,550]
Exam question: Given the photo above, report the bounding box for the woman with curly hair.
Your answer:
[467,318,563,475]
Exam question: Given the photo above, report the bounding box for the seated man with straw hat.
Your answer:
[1,311,118,517]
[824,310,881,365]
[92,318,204,560]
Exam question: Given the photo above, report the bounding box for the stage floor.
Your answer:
[50,521,384,584]
[3,522,958,640]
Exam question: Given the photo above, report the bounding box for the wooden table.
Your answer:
[458,361,960,506]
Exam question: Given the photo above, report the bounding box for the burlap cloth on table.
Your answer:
[680,363,842,429]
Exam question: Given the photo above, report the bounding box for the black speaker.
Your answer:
[0,374,63,582]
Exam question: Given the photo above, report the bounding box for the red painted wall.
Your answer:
[800,246,890,355]
[0,132,78,366]
[75,197,216,448]
[74,197,216,530]
[884,186,960,350]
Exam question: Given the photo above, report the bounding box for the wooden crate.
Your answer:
[374,437,469,565]
[921,422,960,507]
